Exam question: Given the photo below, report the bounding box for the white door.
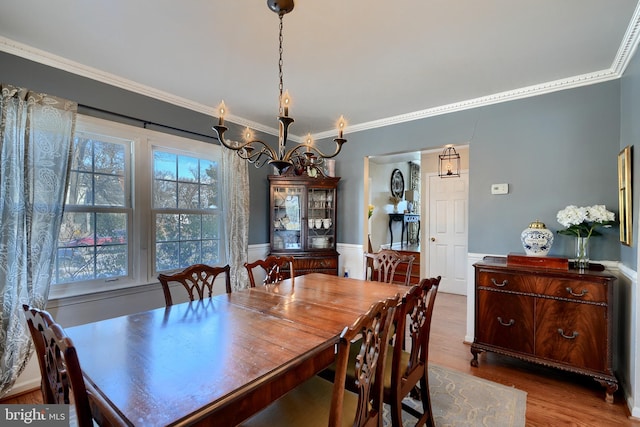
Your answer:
[427,172,468,294]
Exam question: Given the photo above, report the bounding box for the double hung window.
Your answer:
[51,116,224,298]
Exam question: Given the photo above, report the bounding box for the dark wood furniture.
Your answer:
[471,258,618,402]
[244,255,294,287]
[239,296,398,427]
[363,249,415,286]
[22,305,126,427]
[386,277,440,427]
[269,167,340,276]
[388,213,420,248]
[394,249,421,285]
[66,274,408,426]
[158,263,231,305]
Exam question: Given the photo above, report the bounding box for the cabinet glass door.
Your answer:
[272,186,304,250]
[307,188,335,250]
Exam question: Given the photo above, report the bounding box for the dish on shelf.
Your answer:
[311,236,330,248]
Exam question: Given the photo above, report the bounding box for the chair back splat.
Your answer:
[158,263,231,306]
[244,255,295,287]
[363,249,415,285]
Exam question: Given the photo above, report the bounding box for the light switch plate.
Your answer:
[491,183,509,195]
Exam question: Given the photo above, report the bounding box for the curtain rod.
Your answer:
[78,104,218,141]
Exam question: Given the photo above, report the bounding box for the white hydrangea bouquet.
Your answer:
[556,205,616,238]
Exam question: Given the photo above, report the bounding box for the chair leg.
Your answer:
[390,393,404,427]
[419,374,435,427]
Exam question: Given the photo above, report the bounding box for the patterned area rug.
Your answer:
[383,364,527,427]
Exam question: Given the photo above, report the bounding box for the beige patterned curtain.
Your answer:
[222,145,250,291]
[0,84,77,397]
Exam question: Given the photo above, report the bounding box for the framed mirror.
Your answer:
[618,145,632,246]
[390,168,404,198]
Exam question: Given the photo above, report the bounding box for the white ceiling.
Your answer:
[1,1,639,141]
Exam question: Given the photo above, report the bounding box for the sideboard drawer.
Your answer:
[535,278,608,303]
[476,270,533,293]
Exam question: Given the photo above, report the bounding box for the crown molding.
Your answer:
[3,2,640,142]
[313,68,620,140]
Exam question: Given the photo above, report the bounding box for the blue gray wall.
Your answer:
[325,81,622,262]
[0,50,631,265]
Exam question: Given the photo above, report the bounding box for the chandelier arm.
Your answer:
[283,138,347,162]
[213,125,280,160]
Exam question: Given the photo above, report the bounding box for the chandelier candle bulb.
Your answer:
[216,101,227,126]
[281,90,290,116]
[337,115,346,138]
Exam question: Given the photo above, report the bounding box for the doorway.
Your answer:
[366,145,469,294]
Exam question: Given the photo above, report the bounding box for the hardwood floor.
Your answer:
[2,292,639,426]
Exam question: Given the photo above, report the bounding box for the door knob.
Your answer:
[430,237,435,242]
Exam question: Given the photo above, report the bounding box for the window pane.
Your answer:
[179,241,200,267]
[96,245,127,278]
[94,141,125,176]
[156,214,179,242]
[202,240,219,265]
[177,183,199,209]
[202,214,217,239]
[157,242,179,271]
[181,214,202,240]
[66,172,93,205]
[71,138,93,172]
[95,175,125,206]
[178,155,199,181]
[154,180,177,208]
[154,151,177,179]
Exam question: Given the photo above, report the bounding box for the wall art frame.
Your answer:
[618,145,632,246]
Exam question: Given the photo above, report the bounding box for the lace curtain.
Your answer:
[0,84,77,397]
[222,145,250,291]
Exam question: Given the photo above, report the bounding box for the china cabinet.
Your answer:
[471,256,618,402]
[269,167,340,276]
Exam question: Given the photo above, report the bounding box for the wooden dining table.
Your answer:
[66,273,409,426]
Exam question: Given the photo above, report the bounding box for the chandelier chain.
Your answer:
[278,14,284,108]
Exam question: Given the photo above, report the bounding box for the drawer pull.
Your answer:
[566,287,588,297]
[497,317,515,327]
[558,329,579,340]
[491,278,508,287]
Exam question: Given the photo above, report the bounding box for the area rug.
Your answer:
[383,363,527,427]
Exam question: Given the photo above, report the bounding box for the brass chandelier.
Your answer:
[212,0,347,174]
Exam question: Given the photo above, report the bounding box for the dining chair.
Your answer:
[319,276,440,427]
[244,255,295,287]
[363,249,415,285]
[385,276,440,427]
[238,295,399,427]
[157,263,231,306]
[22,304,126,427]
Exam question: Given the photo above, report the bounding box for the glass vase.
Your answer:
[575,236,590,271]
